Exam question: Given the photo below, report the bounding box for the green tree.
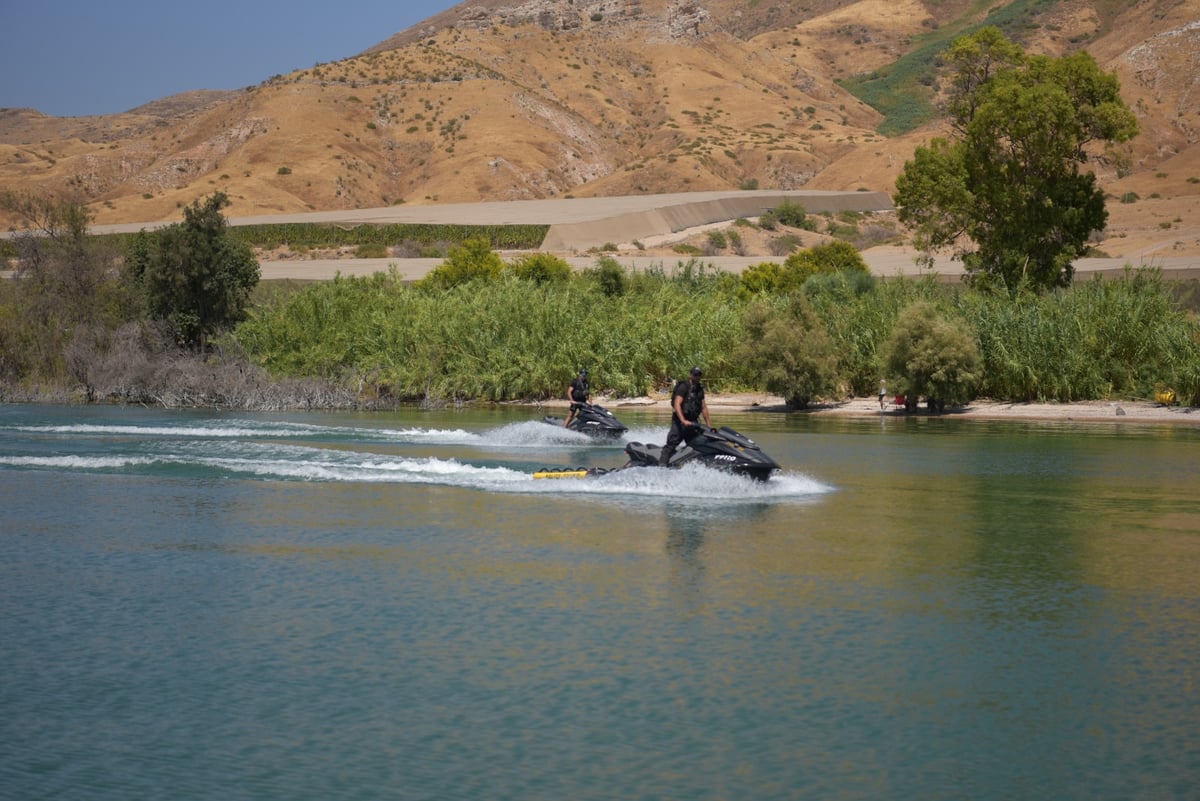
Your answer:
[592,255,626,297]
[0,191,121,326]
[943,26,1025,135]
[894,27,1139,292]
[735,295,840,408]
[737,261,783,298]
[883,302,981,411]
[504,252,571,284]
[783,240,870,285]
[419,236,503,289]
[126,192,259,351]
[0,191,132,383]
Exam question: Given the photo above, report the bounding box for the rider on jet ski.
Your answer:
[659,366,712,465]
[564,368,590,428]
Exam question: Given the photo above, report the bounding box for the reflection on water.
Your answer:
[665,507,710,611]
[1,405,1198,801]
[666,512,708,561]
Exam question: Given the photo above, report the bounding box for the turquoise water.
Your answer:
[2,404,1198,801]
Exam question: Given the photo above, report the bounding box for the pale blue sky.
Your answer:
[1,1,458,117]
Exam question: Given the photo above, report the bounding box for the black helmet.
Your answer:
[690,366,703,377]
[580,368,588,377]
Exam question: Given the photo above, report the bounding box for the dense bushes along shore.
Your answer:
[234,259,1200,409]
[2,207,1197,409]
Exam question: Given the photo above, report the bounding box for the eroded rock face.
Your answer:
[450,0,709,38]
[1120,20,1200,143]
[666,0,709,38]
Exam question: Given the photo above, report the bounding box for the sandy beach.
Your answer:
[534,393,1200,426]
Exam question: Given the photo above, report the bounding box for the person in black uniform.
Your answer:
[659,366,712,465]
[564,368,590,427]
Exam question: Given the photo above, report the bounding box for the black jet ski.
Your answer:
[541,402,629,441]
[534,424,780,481]
[624,425,780,481]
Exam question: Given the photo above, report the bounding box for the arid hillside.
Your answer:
[1,0,1198,258]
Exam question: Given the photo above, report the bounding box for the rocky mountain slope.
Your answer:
[1,0,1197,258]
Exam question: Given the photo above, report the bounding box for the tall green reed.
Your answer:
[235,268,747,402]
[235,264,1200,406]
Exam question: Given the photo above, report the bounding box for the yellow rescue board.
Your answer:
[532,469,590,479]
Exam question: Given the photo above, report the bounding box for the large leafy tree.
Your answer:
[894,27,1139,292]
[126,192,259,351]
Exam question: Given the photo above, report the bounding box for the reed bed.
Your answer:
[235,267,746,402]
[234,265,1200,407]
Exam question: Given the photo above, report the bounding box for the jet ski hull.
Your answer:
[624,426,780,481]
[542,402,628,440]
[532,426,780,481]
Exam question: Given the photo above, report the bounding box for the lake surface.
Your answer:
[2,403,1198,801]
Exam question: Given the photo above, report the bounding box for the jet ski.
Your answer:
[534,425,780,481]
[623,424,780,481]
[542,402,629,440]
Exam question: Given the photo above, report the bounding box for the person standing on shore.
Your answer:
[659,367,712,466]
[565,368,590,427]
[879,378,888,411]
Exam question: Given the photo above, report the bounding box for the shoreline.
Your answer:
[4,388,1196,426]
[530,394,1200,426]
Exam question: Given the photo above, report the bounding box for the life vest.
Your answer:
[570,377,589,403]
[676,380,704,421]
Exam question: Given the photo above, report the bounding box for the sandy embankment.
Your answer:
[534,393,1200,426]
